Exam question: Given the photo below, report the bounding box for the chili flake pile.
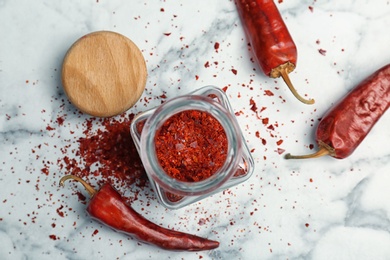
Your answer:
[155,110,228,182]
[57,114,147,191]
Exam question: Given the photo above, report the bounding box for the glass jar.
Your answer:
[130,86,254,209]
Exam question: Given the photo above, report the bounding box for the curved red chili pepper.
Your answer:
[235,0,314,104]
[59,175,219,251]
[286,64,390,159]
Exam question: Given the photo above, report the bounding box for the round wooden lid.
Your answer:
[62,31,147,117]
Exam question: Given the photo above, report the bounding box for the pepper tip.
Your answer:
[306,98,315,105]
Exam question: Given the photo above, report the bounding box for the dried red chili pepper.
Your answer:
[59,175,219,251]
[235,0,314,104]
[285,64,390,159]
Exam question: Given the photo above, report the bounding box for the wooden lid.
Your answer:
[62,31,147,117]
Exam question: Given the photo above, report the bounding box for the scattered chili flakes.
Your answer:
[214,42,220,52]
[41,168,49,175]
[57,114,148,195]
[49,235,59,240]
[231,69,238,75]
[198,218,207,225]
[267,125,275,131]
[78,116,147,187]
[56,205,65,217]
[264,90,274,96]
[92,229,99,236]
[75,191,87,202]
[163,33,171,36]
[318,49,327,56]
[250,98,258,113]
[56,116,65,126]
[46,125,55,131]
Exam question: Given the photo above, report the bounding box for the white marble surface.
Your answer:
[1,0,390,259]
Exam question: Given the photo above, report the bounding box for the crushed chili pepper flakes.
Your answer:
[318,49,327,56]
[49,235,59,240]
[250,98,258,113]
[155,110,228,182]
[56,114,148,200]
[92,229,99,236]
[56,205,65,217]
[214,42,220,52]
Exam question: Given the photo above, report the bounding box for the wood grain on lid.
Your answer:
[62,31,147,117]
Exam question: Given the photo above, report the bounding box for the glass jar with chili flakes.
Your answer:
[130,86,254,209]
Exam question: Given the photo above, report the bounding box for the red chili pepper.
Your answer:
[235,0,314,105]
[59,175,219,251]
[285,64,390,159]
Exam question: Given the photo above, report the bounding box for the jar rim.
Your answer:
[139,94,243,196]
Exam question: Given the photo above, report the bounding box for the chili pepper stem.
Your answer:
[271,63,315,105]
[59,175,97,197]
[285,147,330,159]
